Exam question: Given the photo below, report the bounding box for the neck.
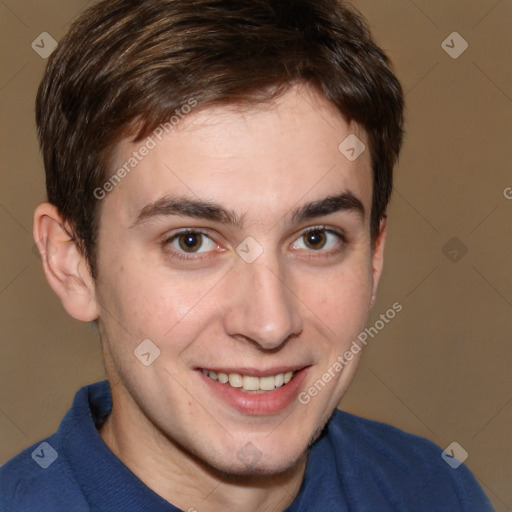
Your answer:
[98,382,307,512]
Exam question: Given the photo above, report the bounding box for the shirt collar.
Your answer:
[58,380,179,511]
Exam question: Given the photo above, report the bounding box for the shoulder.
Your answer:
[0,381,113,512]
[328,409,445,469]
[322,409,494,511]
[0,437,88,512]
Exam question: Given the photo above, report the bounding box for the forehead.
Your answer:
[103,86,372,227]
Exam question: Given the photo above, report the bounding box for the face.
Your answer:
[93,86,384,476]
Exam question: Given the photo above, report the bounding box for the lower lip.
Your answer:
[199,368,309,415]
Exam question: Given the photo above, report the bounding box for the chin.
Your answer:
[214,449,308,481]
[188,432,310,480]
[216,407,335,478]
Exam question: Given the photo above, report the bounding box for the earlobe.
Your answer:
[33,203,99,322]
[369,219,387,307]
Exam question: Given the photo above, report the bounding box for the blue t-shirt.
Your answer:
[0,381,493,511]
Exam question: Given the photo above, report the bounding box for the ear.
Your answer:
[33,203,99,322]
[369,218,387,308]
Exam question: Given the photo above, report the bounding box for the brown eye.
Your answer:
[291,227,345,254]
[303,230,327,250]
[165,229,220,261]
[178,232,204,252]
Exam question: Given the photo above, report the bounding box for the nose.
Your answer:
[223,256,303,350]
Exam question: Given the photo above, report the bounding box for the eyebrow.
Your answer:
[131,196,245,229]
[291,191,365,224]
[130,191,365,229]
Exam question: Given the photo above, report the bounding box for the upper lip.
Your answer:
[197,365,309,377]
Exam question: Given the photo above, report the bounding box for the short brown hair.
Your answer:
[36,0,404,279]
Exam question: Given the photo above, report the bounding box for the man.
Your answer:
[0,0,493,510]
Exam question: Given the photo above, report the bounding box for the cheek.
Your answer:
[101,264,222,349]
[304,260,372,334]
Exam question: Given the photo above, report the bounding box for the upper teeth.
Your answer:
[202,369,296,391]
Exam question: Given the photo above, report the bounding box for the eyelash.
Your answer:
[292,226,348,256]
[162,228,220,262]
[162,226,348,262]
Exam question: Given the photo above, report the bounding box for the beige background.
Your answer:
[0,0,511,510]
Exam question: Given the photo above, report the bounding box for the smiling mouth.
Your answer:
[200,369,298,393]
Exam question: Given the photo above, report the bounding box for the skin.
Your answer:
[34,85,386,512]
